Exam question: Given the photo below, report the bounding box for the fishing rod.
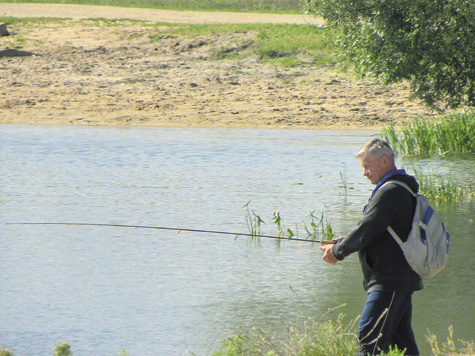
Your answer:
[6,222,335,244]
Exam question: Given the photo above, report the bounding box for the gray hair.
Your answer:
[356,138,395,161]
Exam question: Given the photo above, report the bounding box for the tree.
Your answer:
[304,0,475,110]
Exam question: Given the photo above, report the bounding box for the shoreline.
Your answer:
[0,5,434,130]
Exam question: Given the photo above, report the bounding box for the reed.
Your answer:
[271,210,334,241]
[380,111,475,156]
[304,210,334,241]
[339,166,348,196]
[243,201,265,238]
[243,204,334,242]
[272,211,295,238]
[409,165,473,202]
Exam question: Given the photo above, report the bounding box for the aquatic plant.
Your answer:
[244,206,334,242]
[243,201,265,238]
[380,111,475,156]
[304,210,334,241]
[339,167,348,196]
[409,166,474,202]
[273,211,295,238]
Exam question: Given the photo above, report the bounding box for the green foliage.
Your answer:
[244,204,334,241]
[381,112,475,156]
[243,201,266,237]
[409,166,473,202]
[254,24,333,62]
[213,309,361,356]
[339,166,348,196]
[428,325,475,356]
[0,350,15,356]
[304,0,475,110]
[53,342,73,356]
[272,211,286,237]
[305,210,334,241]
[213,312,474,356]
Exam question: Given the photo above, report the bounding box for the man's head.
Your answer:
[356,138,396,185]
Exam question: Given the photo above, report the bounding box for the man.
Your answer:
[320,138,423,356]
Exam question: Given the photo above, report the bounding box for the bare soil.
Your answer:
[0,4,435,129]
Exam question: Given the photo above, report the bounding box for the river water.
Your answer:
[1,125,474,356]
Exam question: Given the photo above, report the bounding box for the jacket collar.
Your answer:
[372,169,408,196]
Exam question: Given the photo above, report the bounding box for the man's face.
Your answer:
[359,154,389,185]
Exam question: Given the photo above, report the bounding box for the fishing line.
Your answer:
[6,222,334,244]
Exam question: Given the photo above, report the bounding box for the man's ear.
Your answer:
[380,155,390,167]
[381,155,396,169]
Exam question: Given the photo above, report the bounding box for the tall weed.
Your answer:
[212,308,360,356]
[408,166,472,202]
[428,325,475,356]
[381,111,475,156]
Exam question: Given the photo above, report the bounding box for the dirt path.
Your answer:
[0,3,323,25]
[0,4,434,129]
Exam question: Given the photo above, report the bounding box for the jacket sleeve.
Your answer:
[332,186,398,260]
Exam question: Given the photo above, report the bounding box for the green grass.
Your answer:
[212,307,360,356]
[212,307,475,356]
[380,111,475,156]
[254,24,332,59]
[0,0,305,13]
[1,16,334,66]
[157,22,334,64]
[2,317,472,356]
[1,343,130,356]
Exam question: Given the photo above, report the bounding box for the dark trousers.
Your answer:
[357,291,419,356]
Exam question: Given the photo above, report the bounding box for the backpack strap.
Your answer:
[380,180,417,197]
[381,180,417,246]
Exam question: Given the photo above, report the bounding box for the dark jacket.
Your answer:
[332,173,423,293]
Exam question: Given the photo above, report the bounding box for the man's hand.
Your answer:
[320,244,339,265]
[331,235,346,244]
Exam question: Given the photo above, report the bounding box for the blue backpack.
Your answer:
[383,181,450,278]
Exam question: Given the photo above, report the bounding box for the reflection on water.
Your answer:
[1,126,474,355]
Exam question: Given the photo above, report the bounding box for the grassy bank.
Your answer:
[0,0,304,13]
[0,16,335,68]
[212,316,475,356]
[2,314,473,356]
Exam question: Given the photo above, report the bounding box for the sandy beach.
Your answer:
[0,4,435,129]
